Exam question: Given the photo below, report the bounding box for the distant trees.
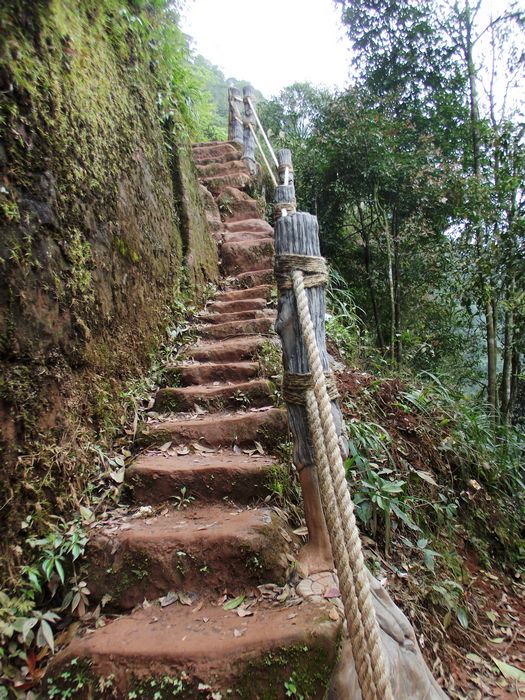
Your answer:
[260,0,525,424]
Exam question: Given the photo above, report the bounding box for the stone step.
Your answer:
[224,218,274,234]
[223,229,273,244]
[215,285,272,302]
[232,268,274,288]
[154,379,273,412]
[197,316,273,340]
[193,146,241,166]
[192,139,240,151]
[201,171,253,195]
[221,238,274,276]
[207,298,267,314]
[198,308,275,325]
[183,336,266,363]
[174,361,260,385]
[217,187,261,222]
[128,450,274,505]
[196,160,249,179]
[50,599,341,698]
[192,141,242,157]
[143,408,286,448]
[86,504,295,609]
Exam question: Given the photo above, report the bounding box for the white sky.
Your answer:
[179,0,352,98]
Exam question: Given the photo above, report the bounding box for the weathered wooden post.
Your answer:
[242,85,257,175]
[274,149,297,220]
[227,87,243,145]
[274,206,347,573]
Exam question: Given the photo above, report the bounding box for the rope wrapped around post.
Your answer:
[275,233,393,699]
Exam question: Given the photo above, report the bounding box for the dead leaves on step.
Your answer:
[144,439,267,459]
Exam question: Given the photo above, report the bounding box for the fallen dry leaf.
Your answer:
[159,591,178,607]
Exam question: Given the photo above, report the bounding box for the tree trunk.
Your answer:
[392,212,402,366]
[383,215,396,363]
[486,298,498,420]
[358,207,385,352]
[500,306,514,423]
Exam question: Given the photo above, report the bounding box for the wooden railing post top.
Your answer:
[243,85,256,100]
[277,149,293,167]
[275,211,320,256]
[228,87,243,145]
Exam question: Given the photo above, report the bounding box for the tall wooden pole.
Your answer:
[242,86,257,175]
[227,87,243,145]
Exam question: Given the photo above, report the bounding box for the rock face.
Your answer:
[0,0,218,580]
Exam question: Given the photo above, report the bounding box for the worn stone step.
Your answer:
[192,141,242,160]
[154,379,273,412]
[143,408,286,448]
[86,504,295,609]
[207,298,267,314]
[198,308,275,325]
[183,336,266,363]
[232,268,274,288]
[196,160,249,179]
[221,238,274,276]
[201,171,253,195]
[128,450,274,505]
[225,218,274,235]
[215,284,272,302]
[50,599,341,698]
[173,361,260,385]
[217,187,261,221]
[223,229,273,244]
[197,316,273,340]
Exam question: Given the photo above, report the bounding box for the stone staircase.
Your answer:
[49,141,343,699]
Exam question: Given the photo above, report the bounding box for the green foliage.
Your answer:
[258,339,282,379]
[325,266,365,363]
[284,672,305,699]
[405,372,525,498]
[345,419,422,555]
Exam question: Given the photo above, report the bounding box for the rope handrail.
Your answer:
[246,96,279,168]
[228,86,280,187]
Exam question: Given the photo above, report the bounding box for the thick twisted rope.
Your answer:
[292,268,393,700]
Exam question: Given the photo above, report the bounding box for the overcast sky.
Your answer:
[179,0,352,98]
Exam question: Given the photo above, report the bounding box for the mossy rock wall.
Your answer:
[0,0,218,583]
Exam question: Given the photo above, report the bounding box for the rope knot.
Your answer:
[274,253,328,289]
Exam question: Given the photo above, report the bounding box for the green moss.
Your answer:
[99,551,152,603]
[46,657,96,699]
[234,642,337,699]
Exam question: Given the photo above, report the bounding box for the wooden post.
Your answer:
[274,212,346,574]
[274,150,297,220]
[228,87,243,144]
[242,86,257,175]
[277,148,294,188]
